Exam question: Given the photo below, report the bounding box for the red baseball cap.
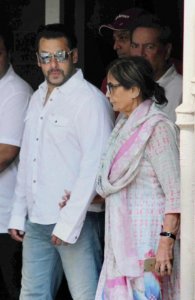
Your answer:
[99,8,148,36]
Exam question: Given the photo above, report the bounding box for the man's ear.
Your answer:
[165,43,172,61]
[72,48,78,64]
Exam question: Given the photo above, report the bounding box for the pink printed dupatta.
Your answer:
[96,100,178,279]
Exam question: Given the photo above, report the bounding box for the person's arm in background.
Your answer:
[4,91,32,241]
[0,91,30,171]
[9,140,29,242]
[0,144,19,172]
[146,121,180,276]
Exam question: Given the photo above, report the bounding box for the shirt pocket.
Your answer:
[46,114,69,144]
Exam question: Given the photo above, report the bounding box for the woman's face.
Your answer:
[106,72,141,116]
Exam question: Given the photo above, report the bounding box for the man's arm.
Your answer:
[52,94,114,244]
[0,144,20,172]
[3,91,32,234]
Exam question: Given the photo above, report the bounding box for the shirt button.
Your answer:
[36,138,39,141]
[75,236,77,240]
[33,158,36,162]
[55,120,58,123]
[33,180,36,183]
[40,116,43,120]
[50,98,53,101]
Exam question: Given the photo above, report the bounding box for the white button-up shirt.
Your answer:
[0,65,33,232]
[9,69,114,243]
[157,64,182,122]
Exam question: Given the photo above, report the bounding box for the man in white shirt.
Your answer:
[0,27,33,299]
[129,14,182,122]
[9,23,114,300]
[100,11,182,122]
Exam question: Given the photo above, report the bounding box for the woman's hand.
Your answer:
[155,213,180,276]
[155,237,174,276]
[91,194,105,204]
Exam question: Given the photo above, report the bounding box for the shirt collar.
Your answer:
[157,64,177,86]
[39,68,84,95]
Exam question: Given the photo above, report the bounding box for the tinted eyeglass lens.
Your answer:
[106,83,111,94]
[55,51,68,62]
[38,51,69,64]
[106,83,121,93]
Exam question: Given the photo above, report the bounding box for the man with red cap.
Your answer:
[99,8,182,122]
[99,8,147,59]
[99,8,149,94]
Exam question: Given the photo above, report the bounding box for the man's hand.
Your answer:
[9,229,25,242]
[51,234,69,246]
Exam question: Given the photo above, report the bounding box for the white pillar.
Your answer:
[45,0,60,24]
[176,1,195,299]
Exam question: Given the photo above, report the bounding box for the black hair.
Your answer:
[108,56,168,105]
[0,26,14,52]
[130,14,172,45]
[35,23,77,51]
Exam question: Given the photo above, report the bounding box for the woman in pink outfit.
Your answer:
[95,56,180,300]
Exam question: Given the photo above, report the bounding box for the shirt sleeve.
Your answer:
[0,92,30,146]
[53,96,114,243]
[8,118,32,231]
[145,121,180,214]
[8,99,34,231]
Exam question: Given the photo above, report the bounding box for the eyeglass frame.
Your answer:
[106,82,121,94]
[36,49,74,64]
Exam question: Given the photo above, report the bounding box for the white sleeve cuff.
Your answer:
[52,219,84,244]
[8,215,26,232]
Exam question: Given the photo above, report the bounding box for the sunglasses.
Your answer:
[37,50,74,64]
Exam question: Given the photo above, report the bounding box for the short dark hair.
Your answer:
[35,23,77,51]
[0,26,14,52]
[130,14,172,45]
[108,56,168,105]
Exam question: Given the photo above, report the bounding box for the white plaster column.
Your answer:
[45,0,60,24]
[176,1,195,299]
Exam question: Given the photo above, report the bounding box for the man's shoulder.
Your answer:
[5,67,33,95]
[78,77,107,102]
[169,64,183,81]
[10,72,33,94]
[159,65,182,89]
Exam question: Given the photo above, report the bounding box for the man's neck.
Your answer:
[154,63,172,81]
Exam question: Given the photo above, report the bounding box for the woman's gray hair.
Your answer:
[107,56,168,105]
